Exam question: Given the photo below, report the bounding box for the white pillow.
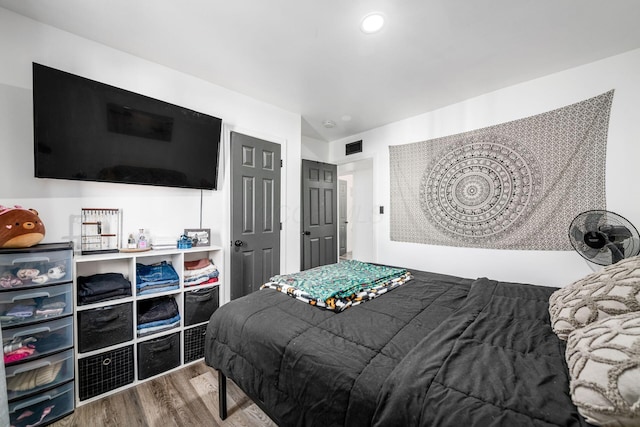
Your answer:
[549,256,640,340]
[565,312,640,426]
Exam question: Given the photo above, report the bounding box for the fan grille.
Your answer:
[569,210,640,265]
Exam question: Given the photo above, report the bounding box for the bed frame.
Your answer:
[218,370,281,425]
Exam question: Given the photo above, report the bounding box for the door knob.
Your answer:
[302,231,310,236]
[234,240,244,247]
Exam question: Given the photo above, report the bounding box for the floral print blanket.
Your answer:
[261,260,412,312]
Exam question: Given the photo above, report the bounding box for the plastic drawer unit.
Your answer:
[3,315,73,365]
[0,242,75,426]
[0,282,73,328]
[5,348,74,401]
[8,380,75,426]
[0,242,72,290]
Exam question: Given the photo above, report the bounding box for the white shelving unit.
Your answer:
[73,245,223,406]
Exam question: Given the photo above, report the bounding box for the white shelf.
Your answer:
[73,245,223,406]
[75,245,223,263]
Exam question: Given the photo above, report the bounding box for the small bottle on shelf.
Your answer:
[127,233,137,249]
[137,229,148,249]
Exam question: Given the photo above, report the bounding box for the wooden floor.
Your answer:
[51,361,277,427]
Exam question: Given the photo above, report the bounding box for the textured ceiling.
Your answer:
[2,0,640,142]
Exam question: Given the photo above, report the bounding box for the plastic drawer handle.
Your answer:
[12,256,51,264]
[10,325,52,338]
[13,394,51,412]
[12,359,52,375]
[102,358,111,366]
[12,291,51,302]
[13,387,67,411]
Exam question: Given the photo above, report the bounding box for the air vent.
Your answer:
[345,140,363,155]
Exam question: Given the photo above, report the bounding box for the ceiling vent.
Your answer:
[345,140,363,155]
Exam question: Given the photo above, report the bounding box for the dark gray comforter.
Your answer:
[204,269,589,427]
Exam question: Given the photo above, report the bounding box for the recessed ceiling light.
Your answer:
[361,13,384,34]
[341,115,352,122]
[323,120,336,128]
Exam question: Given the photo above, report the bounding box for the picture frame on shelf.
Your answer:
[184,228,210,247]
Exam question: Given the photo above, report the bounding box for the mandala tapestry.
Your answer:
[389,91,614,250]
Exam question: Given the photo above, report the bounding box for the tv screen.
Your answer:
[33,63,222,190]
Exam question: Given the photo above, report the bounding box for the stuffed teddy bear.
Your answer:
[0,205,46,248]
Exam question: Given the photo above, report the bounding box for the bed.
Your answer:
[204,262,590,427]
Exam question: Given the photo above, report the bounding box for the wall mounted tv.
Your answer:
[33,63,223,190]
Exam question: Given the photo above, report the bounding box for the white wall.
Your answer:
[328,48,640,287]
[301,135,329,162]
[0,9,303,297]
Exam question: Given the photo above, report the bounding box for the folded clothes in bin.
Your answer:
[35,294,67,318]
[6,360,63,391]
[4,345,35,364]
[5,304,35,319]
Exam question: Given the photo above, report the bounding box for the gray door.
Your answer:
[230,132,281,300]
[301,160,337,270]
[339,179,348,256]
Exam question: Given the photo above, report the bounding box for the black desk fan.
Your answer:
[569,210,640,265]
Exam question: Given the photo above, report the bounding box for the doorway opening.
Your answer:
[338,158,374,263]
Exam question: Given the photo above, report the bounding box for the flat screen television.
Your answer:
[33,63,223,190]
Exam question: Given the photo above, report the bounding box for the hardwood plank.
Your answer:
[49,362,274,427]
[189,371,230,426]
[163,366,218,426]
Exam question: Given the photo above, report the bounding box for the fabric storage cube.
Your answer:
[4,348,74,402]
[3,315,73,366]
[8,380,74,427]
[137,332,180,380]
[184,323,207,363]
[0,242,73,290]
[0,282,72,328]
[78,345,134,401]
[78,302,133,353]
[184,286,219,326]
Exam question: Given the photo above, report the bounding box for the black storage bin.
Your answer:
[137,332,180,380]
[78,345,134,401]
[78,303,133,353]
[184,286,219,326]
[184,324,207,363]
